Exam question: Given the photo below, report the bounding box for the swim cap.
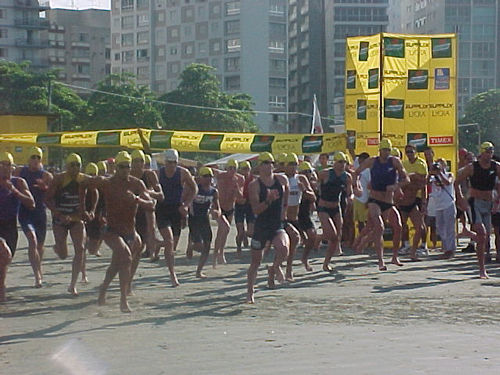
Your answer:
[227,158,238,169]
[275,153,287,164]
[0,151,14,164]
[131,149,145,161]
[144,154,152,165]
[97,161,107,173]
[66,153,82,165]
[239,160,251,169]
[115,151,132,164]
[299,161,313,171]
[333,151,348,162]
[164,148,179,162]
[480,142,494,153]
[285,153,299,165]
[85,162,98,176]
[29,146,43,159]
[199,167,213,176]
[379,138,392,150]
[258,152,274,163]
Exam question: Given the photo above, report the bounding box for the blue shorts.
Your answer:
[18,209,47,245]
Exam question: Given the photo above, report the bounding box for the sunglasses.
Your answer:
[405,150,415,154]
[118,164,131,169]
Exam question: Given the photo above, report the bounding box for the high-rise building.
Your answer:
[387,0,403,32]
[288,0,327,133]
[0,0,50,69]
[110,0,288,132]
[324,0,389,126]
[401,0,500,114]
[42,8,111,95]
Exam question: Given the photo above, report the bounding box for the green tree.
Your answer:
[460,89,500,153]
[86,73,164,130]
[159,64,257,132]
[0,61,88,130]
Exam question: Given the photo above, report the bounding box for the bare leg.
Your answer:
[0,240,13,302]
[52,224,69,260]
[272,231,289,284]
[472,223,489,279]
[247,249,264,303]
[235,221,245,256]
[128,234,143,295]
[160,227,179,286]
[408,208,424,261]
[385,208,403,267]
[213,215,230,268]
[25,230,42,287]
[68,222,86,296]
[196,242,210,278]
[285,224,299,281]
[318,212,338,272]
[301,228,316,271]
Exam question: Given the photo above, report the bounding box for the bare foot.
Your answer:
[480,271,489,279]
[97,284,106,306]
[285,274,295,282]
[246,291,255,304]
[170,274,180,287]
[81,276,89,284]
[54,246,66,260]
[391,256,404,266]
[217,253,227,265]
[34,279,43,288]
[150,255,160,262]
[67,286,79,296]
[196,271,207,279]
[120,300,132,313]
[186,247,193,260]
[275,266,285,284]
[323,264,334,272]
[267,266,276,289]
[302,258,313,272]
[378,260,387,271]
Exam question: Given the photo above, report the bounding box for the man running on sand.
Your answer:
[234,160,255,255]
[354,138,409,270]
[15,146,52,287]
[45,153,87,296]
[212,158,244,267]
[283,153,315,280]
[247,152,289,304]
[156,149,197,286]
[0,152,35,301]
[455,141,500,279]
[297,161,317,271]
[81,151,154,312]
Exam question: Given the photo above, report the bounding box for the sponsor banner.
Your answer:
[368,68,379,89]
[200,134,224,151]
[384,37,405,58]
[346,70,356,89]
[150,130,174,149]
[61,131,97,146]
[367,138,380,146]
[434,68,450,90]
[408,70,428,90]
[432,38,452,58]
[407,133,428,152]
[97,131,120,146]
[359,41,369,61]
[302,135,323,154]
[429,136,454,145]
[357,99,367,120]
[384,98,405,119]
[220,133,254,153]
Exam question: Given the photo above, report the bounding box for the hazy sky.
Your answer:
[49,0,110,9]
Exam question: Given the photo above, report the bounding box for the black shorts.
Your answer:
[0,219,18,257]
[251,222,285,251]
[492,213,500,228]
[188,215,212,244]
[135,209,148,242]
[156,203,182,237]
[368,198,393,214]
[221,208,234,222]
[85,218,102,240]
[297,214,315,231]
[317,205,341,219]
[234,203,255,224]
[399,197,422,214]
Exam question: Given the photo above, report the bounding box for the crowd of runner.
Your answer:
[1,139,499,310]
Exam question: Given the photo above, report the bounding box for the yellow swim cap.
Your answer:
[480,141,494,153]
[285,153,299,165]
[0,151,14,164]
[97,161,107,173]
[115,151,132,165]
[131,149,145,161]
[144,154,152,165]
[66,153,82,165]
[275,153,287,164]
[227,158,238,169]
[333,151,348,162]
[390,147,401,157]
[199,166,213,176]
[379,138,392,150]
[85,162,98,176]
[239,160,251,169]
[258,152,274,163]
[29,146,43,159]
[299,161,313,171]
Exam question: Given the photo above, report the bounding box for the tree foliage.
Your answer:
[159,64,257,132]
[86,73,164,130]
[460,90,500,153]
[0,61,88,130]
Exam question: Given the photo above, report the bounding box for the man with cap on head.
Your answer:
[130,149,164,265]
[274,153,288,173]
[455,141,500,278]
[81,151,154,312]
[156,148,197,286]
[354,138,409,271]
[234,160,255,255]
[14,146,53,287]
[189,166,221,278]
[283,153,315,280]
[211,158,244,267]
[0,151,35,301]
[247,152,290,303]
[46,153,87,296]
[316,151,353,272]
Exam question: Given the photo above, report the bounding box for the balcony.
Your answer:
[71,41,90,48]
[72,57,91,63]
[15,38,49,48]
[14,0,50,11]
[14,18,50,29]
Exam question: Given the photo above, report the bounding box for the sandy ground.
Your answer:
[2,221,500,375]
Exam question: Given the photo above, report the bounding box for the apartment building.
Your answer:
[43,8,111,94]
[110,0,288,132]
[0,0,50,69]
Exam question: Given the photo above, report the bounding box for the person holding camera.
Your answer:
[428,159,456,259]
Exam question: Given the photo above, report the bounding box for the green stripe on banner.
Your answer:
[200,134,224,151]
[302,135,323,154]
[150,131,173,149]
[250,135,274,152]
[37,134,61,144]
[97,132,121,146]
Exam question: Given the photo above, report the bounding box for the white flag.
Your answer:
[311,94,324,134]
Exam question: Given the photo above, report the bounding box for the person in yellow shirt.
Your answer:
[397,144,428,261]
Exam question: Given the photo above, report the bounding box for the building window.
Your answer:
[211,22,219,33]
[122,50,134,62]
[269,40,285,53]
[225,57,240,72]
[122,0,134,10]
[269,0,285,15]
[225,20,240,35]
[225,1,240,16]
[184,44,193,55]
[211,58,219,68]
[0,48,7,58]
[77,64,90,74]
[137,31,149,44]
[105,48,111,59]
[225,76,240,90]
[270,59,286,72]
[122,33,134,46]
[198,41,207,54]
[137,14,149,27]
[0,10,5,19]
[269,78,286,89]
[226,38,240,53]
[269,96,286,108]
[122,16,134,29]
[114,53,120,61]
[0,29,7,38]
[184,25,192,37]
[137,0,148,9]
[137,48,149,61]
[170,46,178,55]
[137,66,149,78]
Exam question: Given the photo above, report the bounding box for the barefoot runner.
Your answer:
[234,160,255,255]
[247,152,289,303]
[297,161,317,271]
